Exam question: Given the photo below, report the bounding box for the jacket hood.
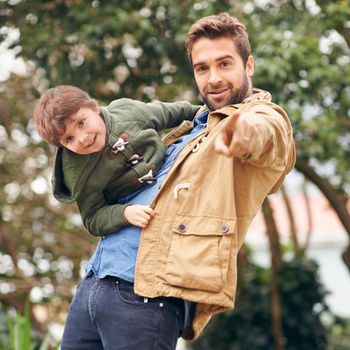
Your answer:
[243,88,272,103]
[52,147,102,203]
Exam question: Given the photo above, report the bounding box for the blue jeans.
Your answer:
[61,275,185,350]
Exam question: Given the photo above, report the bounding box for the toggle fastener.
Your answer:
[173,182,191,199]
[125,154,144,167]
[138,170,156,184]
[111,137,129,154]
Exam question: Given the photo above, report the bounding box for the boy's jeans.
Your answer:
[61,275,184,350]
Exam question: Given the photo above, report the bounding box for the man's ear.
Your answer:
[246,55,254,77]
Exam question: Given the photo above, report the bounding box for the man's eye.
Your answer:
[79,119,85,126]
[196,66,207,73]
[221,61,231,67]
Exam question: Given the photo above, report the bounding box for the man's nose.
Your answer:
[208,68,223,85]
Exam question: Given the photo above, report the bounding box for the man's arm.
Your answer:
[215,103,295,169]
[215,111,258,158]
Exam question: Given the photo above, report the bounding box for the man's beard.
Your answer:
[201,74,251,111]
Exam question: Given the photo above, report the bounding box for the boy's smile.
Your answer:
[60,107,107,155]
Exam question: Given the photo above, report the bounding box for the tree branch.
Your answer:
[295,159,350,272]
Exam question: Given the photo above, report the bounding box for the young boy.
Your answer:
[33,85,199,236]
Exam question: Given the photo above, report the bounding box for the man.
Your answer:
[61,13,295,350]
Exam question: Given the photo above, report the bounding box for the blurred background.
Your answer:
[0,0,349,349]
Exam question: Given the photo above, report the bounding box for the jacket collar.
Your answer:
[206,88,272,132]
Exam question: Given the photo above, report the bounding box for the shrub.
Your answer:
[190,258,329,350]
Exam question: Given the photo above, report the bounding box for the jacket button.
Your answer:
[221,225,229,234]
[178,223,186,233]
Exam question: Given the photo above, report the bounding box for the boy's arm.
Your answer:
[76,101,199,236]
[77,190,130,237]
[124,205,154,228]
[136,100,201,131]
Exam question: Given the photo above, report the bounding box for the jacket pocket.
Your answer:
[165,215,236,293]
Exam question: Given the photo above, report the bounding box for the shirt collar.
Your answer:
[193,109,209,127]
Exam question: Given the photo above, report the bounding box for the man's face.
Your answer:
[191,36,254,111]
[60,107,107,155]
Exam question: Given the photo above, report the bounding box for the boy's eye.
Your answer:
[78,119,85,126]
[66,136,73,144]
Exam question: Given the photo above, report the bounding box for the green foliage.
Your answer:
[329,317,350,350]
[248,1,350,191]
[0,0,234,102]
[1,303,60,350]
[7,304,32,350]
[279,259,329,350]
[190,258,329,350]
[1,0,349,188]
[0,0,349,336]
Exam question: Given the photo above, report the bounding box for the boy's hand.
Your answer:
[124,205,155,228]
[215,111,258,158]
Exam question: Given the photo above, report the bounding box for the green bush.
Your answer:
[190,258,330,350]
[329,317,350,350]
[279,259,329,350]
[0,303,60,350]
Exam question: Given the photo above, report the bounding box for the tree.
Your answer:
[0,0,349,341]
[246,0,350,270]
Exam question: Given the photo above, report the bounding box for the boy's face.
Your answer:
[60,107,107,155]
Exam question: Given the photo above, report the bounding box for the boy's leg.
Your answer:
[61,275,104,349]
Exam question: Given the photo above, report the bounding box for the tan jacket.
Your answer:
[134,90,296,340]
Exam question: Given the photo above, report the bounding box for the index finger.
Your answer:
[223,111,240,133]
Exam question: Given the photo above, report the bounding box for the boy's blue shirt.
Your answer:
[85,109,209,281]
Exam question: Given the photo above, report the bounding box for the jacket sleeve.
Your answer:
[240,102,295,169]
[134,100,201,131]
[238,102,296,193]
[76,186,130,237]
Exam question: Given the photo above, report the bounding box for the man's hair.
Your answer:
[33,85,99,147]
[185,13,251,65]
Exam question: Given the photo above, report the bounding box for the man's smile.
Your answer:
[206,87,232,102]
[208,88,229,96]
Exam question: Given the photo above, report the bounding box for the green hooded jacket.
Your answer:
[52,98,199,236]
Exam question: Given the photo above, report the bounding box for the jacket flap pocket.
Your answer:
[166,215,236,293]
[172,215,236,236]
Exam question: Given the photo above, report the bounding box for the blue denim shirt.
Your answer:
[85,110,209,282]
